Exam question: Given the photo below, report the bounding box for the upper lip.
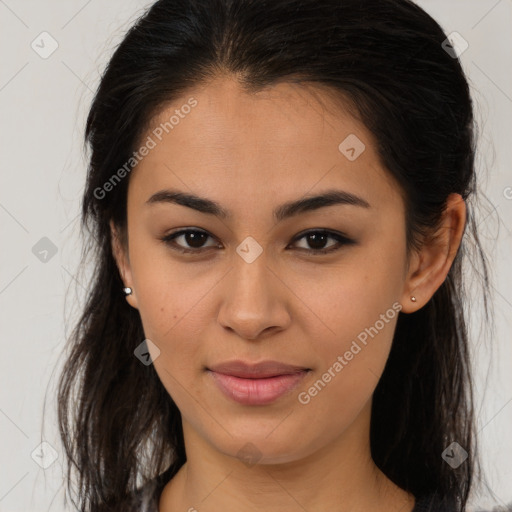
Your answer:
[207,360,309,379]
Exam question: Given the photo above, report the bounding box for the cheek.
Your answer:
[128,233,210,340]
[301,304,398,399]
[127,246,211,398]
[297,247,405,347]
[294,242,405,405]
[294,306,399,446]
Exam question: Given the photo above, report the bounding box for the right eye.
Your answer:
[159,229,220,254]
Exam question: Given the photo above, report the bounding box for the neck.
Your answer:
[159,401,415,512]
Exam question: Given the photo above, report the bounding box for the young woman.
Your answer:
[57,0,502,510]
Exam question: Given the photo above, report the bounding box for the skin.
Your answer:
[111,76,466,512]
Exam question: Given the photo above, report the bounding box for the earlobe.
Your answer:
[110,220,139,309]
[399,248,423,313]
[400,193,466,313]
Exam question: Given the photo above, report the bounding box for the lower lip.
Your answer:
[207,370,309,405]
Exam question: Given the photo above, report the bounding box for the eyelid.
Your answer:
[160,228,355,255]
[160,228,220,253]
[288,229,355,255]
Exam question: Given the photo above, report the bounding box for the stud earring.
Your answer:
[410,296,417,302]
[123,287,133,296]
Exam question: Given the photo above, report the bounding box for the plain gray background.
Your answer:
[0,1,511,510]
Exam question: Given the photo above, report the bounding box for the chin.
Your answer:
[209,429,319,467]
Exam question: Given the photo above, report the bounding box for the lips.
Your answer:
[206,360,310,405]
[208,359,309,378]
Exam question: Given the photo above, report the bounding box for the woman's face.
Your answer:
[115,77,414,463]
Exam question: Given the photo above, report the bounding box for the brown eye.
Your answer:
[290,230,355,255]
[160,229,219,253]
[160,228,355,256]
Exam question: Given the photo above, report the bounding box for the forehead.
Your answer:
[149,78,362,152]
[128,77,402,216]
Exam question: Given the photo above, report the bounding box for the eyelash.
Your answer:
[159,228,355,255]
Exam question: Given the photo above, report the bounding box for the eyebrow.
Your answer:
[145,188,370,222]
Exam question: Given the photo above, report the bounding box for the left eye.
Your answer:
[290,230,354,254]
[160,229,354,255]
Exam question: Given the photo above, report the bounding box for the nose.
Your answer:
[216,248,291,340]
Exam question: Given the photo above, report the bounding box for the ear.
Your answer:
[400,193,466,313]
[110,219,138,310]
